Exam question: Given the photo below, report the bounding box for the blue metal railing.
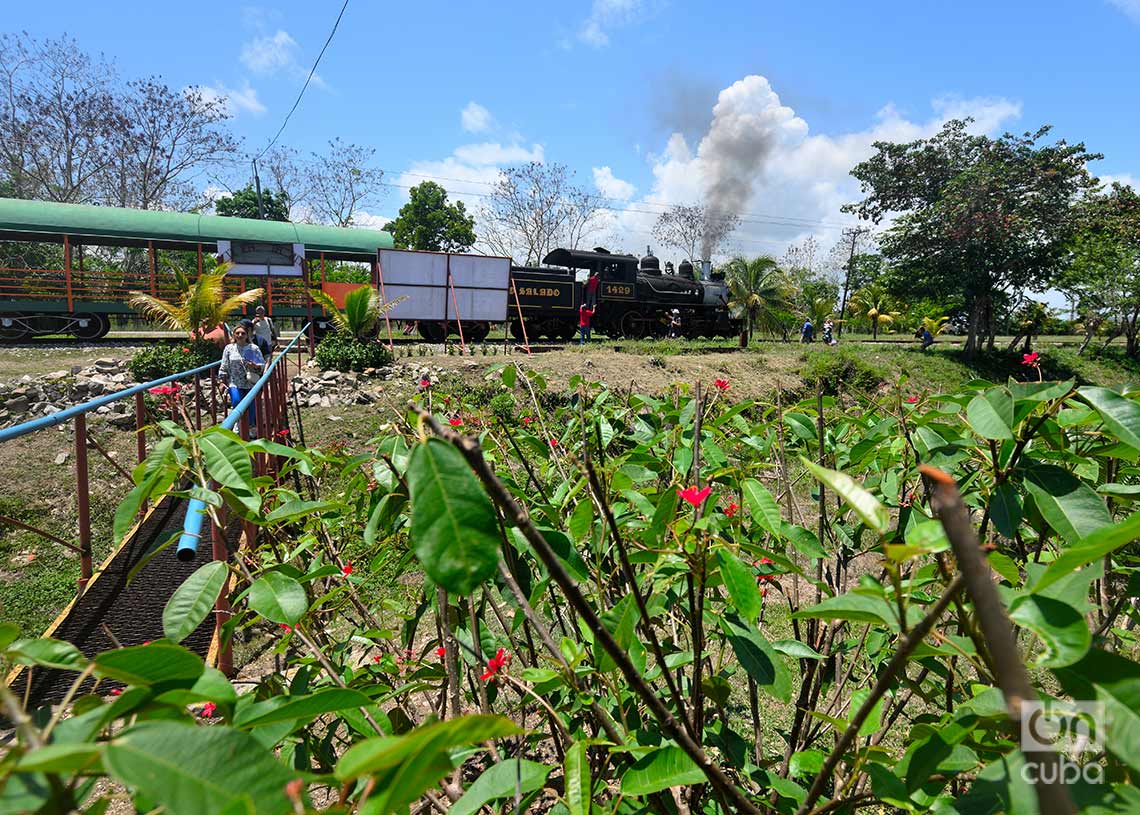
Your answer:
[175,324,310,561]
[0,361,221,443]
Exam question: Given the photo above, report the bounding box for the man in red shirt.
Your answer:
[578,303,596,345]
[585,271,601,308]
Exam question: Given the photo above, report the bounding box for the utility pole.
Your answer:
[251,159,266,220]
[837,226,869,338]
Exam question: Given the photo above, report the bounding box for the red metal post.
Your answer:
[375,257,395,352]
[64,234,73,311]
[147,240,157,295]
[135,392,146,464]
[447,269,467,354]
[304,259,315,355]
[511,282,532,355]
[210,369,218,424]
[193,375,202,431]
[197,243,203,277]
[74,415,92,591]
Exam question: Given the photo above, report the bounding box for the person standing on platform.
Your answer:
[578,303,596,345]
[252,305,278,356]
[585,270,601,308]
[219,323,265,434]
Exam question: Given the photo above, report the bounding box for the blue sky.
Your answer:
[7,0,1140,262]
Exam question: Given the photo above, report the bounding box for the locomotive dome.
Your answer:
[639,247,661,274]
[678,259,696,279]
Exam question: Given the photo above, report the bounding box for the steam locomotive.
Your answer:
[504,247,739,341]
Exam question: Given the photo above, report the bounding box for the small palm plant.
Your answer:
[849,282,901,340]
[723,255,792,344]
[129,264,264,335]
[309,286,406,339]
[921,315,951,337]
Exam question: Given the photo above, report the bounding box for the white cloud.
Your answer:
[607,75,1022,262]
[240,29,326,87]
[1097,173,1137,190]
[396,142,545,214]
[1107,0,1140,23]
[579,0,649,47]
[193,81,266,116]
[593,166,636,200]
[347,210,396,231]
[461,102,494,134]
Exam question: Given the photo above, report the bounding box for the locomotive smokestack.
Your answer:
[701,260,711,280]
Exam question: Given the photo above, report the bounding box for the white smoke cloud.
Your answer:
[609,75,1023,263]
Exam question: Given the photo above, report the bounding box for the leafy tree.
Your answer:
[848,281,900,339]
[1059,182,1140,356]
[383,181,476,252]
[844,119,1100,355]
[722,255,790,343]
[214,184,291,222]
[129,264,263,335]
[309,285,403,339]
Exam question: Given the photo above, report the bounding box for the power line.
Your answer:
[255,0,351,161]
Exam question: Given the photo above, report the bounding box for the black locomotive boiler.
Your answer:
[508,247,739,341]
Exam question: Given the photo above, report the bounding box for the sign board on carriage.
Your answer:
[216,240,305,277]
[376,249,510,322]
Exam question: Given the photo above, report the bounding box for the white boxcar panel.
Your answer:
[377,249,448,287]
[453,287,509,321]
[376,250,510,321]
[378,285,447,321]
[448,254,511,289]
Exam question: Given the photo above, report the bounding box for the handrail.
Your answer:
[175,324,310,561]
[0,360,221,443]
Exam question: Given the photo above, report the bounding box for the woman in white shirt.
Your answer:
[219,323,265,432]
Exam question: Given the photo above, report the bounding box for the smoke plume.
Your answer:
[694,76,805,258]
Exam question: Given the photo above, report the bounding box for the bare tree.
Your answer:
[0,33,123,203]
[304,138,384,227]
[652,202,739,263]
[262,145,309,217]
[782,235,821,276]
[102,79,238,210]
[480,162,601,264]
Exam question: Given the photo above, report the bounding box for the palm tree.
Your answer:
[804,295,835,330]
[921,315,950,337]
[849,282,901,340]
[723,255,791,344]
[309,286,406,340]
[130,264,264,335]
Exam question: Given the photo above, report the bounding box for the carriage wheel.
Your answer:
[417,321,447,342]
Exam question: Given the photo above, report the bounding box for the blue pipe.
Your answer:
[0,361,221,444]
[176,324,310,562]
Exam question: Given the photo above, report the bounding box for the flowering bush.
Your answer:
[128,339,221,383]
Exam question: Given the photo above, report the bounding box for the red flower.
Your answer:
[724,501,739,517]
[372,654,382,663]
[522,416,533,426]
[481,648,511,681]
[1022,351,1040,367]
[200,701,217,718]
[714,378,730,392]
[905,396,919,404]
[109,688,122,696]
[759,556,773,565]
[676,485,712,506]
[275,428,290,437]
[279,624,293,633]
[341,561,353,576]
[549,438,559,447]
[182,347,190,353]
[449,417,463,427]
[285,778,304,801]
[760,587,769,598]
[419,378,431,388]
[436,646,446,659]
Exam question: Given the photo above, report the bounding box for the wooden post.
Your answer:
[511,282,532,356]
[74,415,92,592]
[147,240,157,295]
[375,257,396,352]
[63,235,73,311]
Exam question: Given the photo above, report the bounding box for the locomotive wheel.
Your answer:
[509,320,525,340]
[466,321,490,342]
[71,313,109,340]
[556,321,577,342]
[619,311,649,339]
[0,314,29,341]
[417,321,447,342]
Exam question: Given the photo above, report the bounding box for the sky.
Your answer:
[7,0,1140,268]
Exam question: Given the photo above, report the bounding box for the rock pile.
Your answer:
[288,362,447,408]
[0,358,134,429]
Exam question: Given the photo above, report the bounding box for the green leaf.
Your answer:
[742,479,782,534]
[564,741,592,815]
[450,759,551,815]
[849,688,885,737]
[248,572,307,626]
[989,482,1023,539]
[15,743,103,773]
[1055,648,1140,775]
[6,637,88,671]
[234,688,372,729]
[1079,386,1140,450]
[791,592,898,628]
[0,622,19,650]
[1031,510,1140,595]
[113,466,173,545]
[621,745,705,795]
[264,500,338,523]
[199,430,255,492]
[95,642,204,686]
[163,561,228,644]
[716,550,763,624]
[966,388,1014,440]
[1024,465,1112,545]
[722,616,791,702]
[407,438,501,595]
[801,458,889,534]
[772,639,824,660]
[1009,595,1090,668]
[787,749,825,779]
[568,498,593,542]
[104,722,294,815]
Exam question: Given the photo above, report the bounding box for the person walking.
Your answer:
[578,303,596,345]
[801,319,814,343]
[822,319,835,346]
[920,327,935,350]
[219,322,265,434]
[252,305,278,356]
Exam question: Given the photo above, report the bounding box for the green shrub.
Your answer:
[489,392,516,421]
[800,348,883,395]
[314,331,393,372]
[129,339,221,383]
[322,264,371,283]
